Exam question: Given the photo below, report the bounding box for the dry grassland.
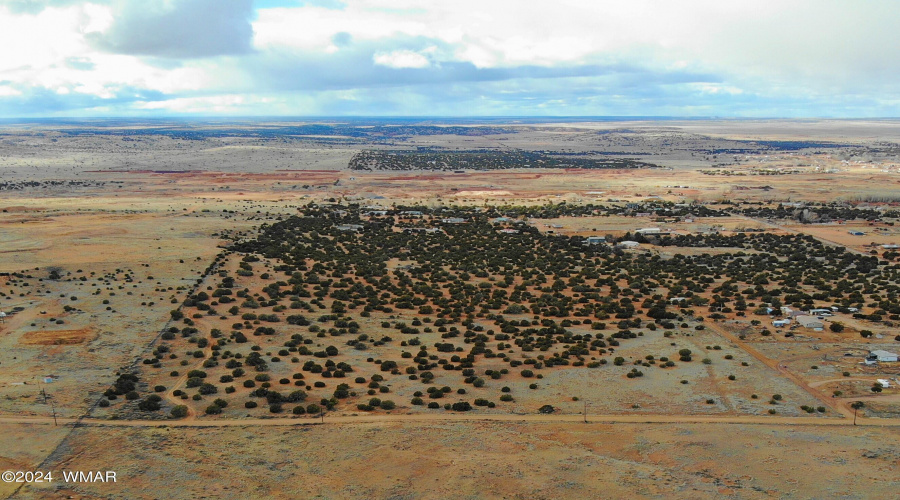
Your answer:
[9,421,900,499]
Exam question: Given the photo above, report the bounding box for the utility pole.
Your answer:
[51,401,58,426]
[583,399,587,423]
[851,401,865,426]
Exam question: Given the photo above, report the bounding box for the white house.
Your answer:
[796,315,824,330]
[773,319,791,327]
[868,350,899,362]
[876,378,892,388]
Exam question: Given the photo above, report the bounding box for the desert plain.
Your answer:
[1,119,900,499]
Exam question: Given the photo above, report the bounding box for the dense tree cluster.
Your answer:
[239,207,899,321]
[0,180,116,191]
[728,202,900,222]
[114,204,900,417]
[349,149,658,171]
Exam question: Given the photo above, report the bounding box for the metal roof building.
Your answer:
[795,315,824,329]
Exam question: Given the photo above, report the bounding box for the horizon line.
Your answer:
[3,116,900,122]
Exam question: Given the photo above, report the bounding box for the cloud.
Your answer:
[373,49,430,69]
[64,56,95,71]
[255,0,346,9]
[0,84,166,115]
[242,33,720,93]
[88,0,255,59]
[136,94,257,113]
[2,0,97,15]
[0,85,23,97]
[300,0,346,9]
[3,0,900,117]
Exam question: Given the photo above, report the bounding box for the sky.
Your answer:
[0,0,899,117]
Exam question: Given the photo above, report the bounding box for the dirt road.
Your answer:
[809,377,876,388]
[2,408,899,428]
